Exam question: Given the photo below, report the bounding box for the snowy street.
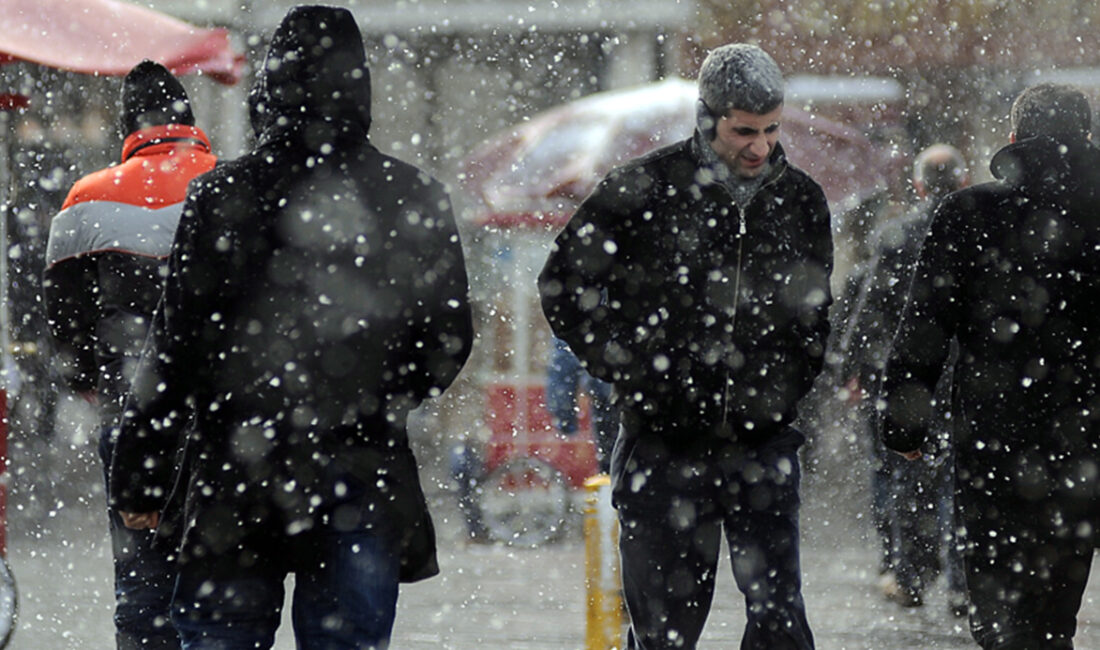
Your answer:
[8,397,1100,650]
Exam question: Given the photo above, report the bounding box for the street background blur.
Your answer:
[6,1,1100,648]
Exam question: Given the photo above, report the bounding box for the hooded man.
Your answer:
[44,60,216,650]
[539,43,831,650]
[108,6,473,649]
[881,83,1100,649]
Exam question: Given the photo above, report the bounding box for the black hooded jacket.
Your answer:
[539,134,833,451]
[108,6,473,582]
[881,136,1100,466]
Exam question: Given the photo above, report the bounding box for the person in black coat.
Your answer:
[540,44,832,650]
[108,6,473,648]
[881,83,1100,650]
[835,144,969,611]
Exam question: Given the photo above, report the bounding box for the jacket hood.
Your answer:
[120,60,195,136]
[990,134,1100,196]
[249,5,372,139]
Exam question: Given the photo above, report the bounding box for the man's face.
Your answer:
[709,105,783,179]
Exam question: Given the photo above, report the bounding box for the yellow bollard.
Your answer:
[584,473,623,650]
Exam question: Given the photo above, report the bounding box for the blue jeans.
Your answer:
[171,528,400,650]
[99,429,181,649]
[547,338,618,473]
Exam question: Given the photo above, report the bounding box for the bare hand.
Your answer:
[119,511,160,530]
[895,449,922,461]
[843,376,864,404]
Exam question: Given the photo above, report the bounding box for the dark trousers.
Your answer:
[612,430,814,650]
[99,430,181,650]
[886,450,968,597]
[957,452,1097,650]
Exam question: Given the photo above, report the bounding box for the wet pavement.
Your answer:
[6,398,1100,649]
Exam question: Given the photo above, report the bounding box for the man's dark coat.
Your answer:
[539,135,833,451]
[881,135,1100,645]
[109,6,473,583]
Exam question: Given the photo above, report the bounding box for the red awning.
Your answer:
[0,0,242,84]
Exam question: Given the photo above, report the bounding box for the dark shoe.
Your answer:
[947,590,969,618]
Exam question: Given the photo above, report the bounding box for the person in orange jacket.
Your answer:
[43,60,216,650]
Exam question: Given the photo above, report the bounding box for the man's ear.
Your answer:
[911,178,926,200]
[1009,131,1017,144]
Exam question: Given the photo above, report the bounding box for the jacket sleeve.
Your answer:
[43,257,99,394]
[402,182,474,404]
[538,172,636,382]
[880,196,965,453]
[109,194,209,513]
[798,183,834,379]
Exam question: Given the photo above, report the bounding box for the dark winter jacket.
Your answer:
[44,62,216,430]
[834,205,935,390]
[108,6,473,583]
[881,136,1100,466]
[539,134,833,451]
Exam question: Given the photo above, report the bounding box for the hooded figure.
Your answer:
[881,83,1100,649]
[108,6,472,648]
[43,60,215,650]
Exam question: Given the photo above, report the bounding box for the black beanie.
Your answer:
[119,60,195,136]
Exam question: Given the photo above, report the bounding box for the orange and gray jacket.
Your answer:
[44,123,216,428]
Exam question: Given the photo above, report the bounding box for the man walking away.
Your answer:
[109,6,473,649]
[838,144,969,611]
[540,43,832,650]
[44,60,215,650]
[881,83,1100,650]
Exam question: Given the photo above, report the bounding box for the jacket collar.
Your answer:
[121,124,211,162]
[989,134,1099,195]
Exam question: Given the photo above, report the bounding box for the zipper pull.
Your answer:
[738,209,747,235]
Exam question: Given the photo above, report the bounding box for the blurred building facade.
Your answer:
[5,0,1100,449]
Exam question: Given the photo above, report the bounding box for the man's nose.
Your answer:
[749,135,769,157]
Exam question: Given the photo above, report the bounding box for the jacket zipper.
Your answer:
[718,166,784,427]
[722,207,746,426]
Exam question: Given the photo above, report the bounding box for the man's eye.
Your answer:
[764,125,780,134]
[735,129,756,136]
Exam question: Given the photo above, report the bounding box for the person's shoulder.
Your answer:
[61,163,128,209]
[777,158,826,197]
[612,138,692,176]
[186,155,254,195]
[367,147,444,188]
[595,138,692,195]
[934,182,1006,216]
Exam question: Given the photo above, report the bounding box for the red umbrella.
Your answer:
[0,0,242,84]
[461,78,905,227]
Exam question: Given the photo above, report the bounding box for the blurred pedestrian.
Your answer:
[836,144,969,612]
[881,83,1100,649]
[540,43,831,650]
[43,59,216,650]
[108,6,473,649]
[546,337,617,473]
